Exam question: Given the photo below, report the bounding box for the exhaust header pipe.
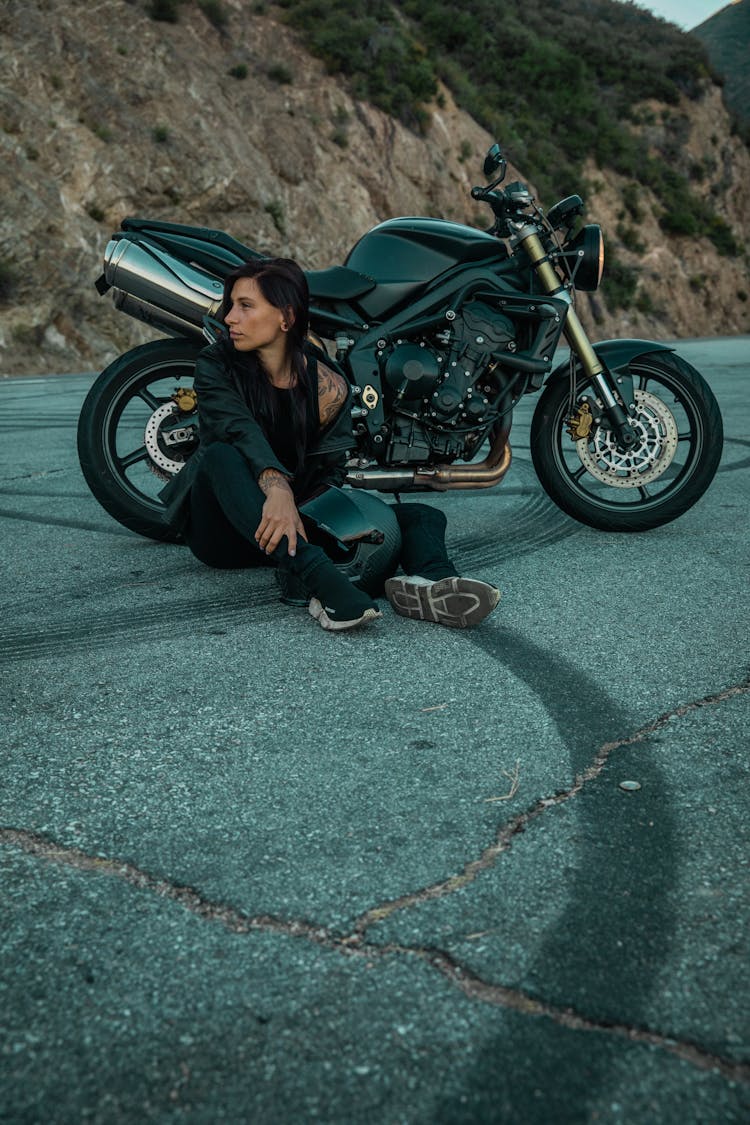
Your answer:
[348,427,512,492]
[102,238,224,338]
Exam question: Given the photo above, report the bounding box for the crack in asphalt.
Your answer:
[2,674,749,1083]
[351,673,750,936]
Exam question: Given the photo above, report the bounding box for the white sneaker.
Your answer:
[308,598,382,632]
[384,576,500,629]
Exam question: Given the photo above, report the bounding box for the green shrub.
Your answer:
[615,223,645,254]
[11,324,43,346]
[228,63,248,79]
[152,124,170,143]
[330,105,350,146]
[198,0,228,29]
[264,200,286,234]
[278,1,435,127]
[635,289,656,314]
[147,0,180,22]
[621,183,643,222]
[274,0,734,256]
[86,204,106,222]
[705,216,739,257]
[268,63,293,84]
[0,258,17,304]
[602,249,639,310]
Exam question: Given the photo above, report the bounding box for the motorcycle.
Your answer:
[78,143,723,541]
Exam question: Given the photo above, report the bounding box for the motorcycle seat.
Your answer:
[305,266,376,301]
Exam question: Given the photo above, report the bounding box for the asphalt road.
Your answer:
[1,337,748,1124]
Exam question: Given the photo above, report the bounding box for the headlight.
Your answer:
[565,224,604,291]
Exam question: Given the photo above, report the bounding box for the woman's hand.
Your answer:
[256,468,307,556]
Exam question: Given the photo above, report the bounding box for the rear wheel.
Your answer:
[77,339,202,541]
[530,352,723,531]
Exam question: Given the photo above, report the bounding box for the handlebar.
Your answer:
[471,186,507,209]
[471,181,536,229]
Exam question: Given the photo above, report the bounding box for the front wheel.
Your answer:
[530,352,723,532]
[77,338,202,541]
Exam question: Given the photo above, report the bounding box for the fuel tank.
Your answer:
[344,217,505,320]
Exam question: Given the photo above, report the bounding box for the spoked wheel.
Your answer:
[530,352,724,531]
[77,338,202,541]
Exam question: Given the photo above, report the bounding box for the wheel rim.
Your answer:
[101,353,198,513]
[552,361,705,512]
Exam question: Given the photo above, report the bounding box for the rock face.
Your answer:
[1,0,749,376]
[581,85,750,339]
[693,0,750,126]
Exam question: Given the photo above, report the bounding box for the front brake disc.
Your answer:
[575,388,679,488]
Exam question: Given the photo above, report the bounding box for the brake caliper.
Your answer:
[172,386,198,414]
[565,400,594,441]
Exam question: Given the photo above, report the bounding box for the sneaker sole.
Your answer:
[384,577,500,629]
[308,598,381,632]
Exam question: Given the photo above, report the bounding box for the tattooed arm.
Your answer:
[317,363,349,429]
[258,467,293,496]
[255,467,307,557]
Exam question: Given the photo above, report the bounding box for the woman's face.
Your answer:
[224,277,288,352]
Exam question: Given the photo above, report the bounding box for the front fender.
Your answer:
[546,338,675,410]
[547,337,675,382]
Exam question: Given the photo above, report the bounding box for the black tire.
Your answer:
[530,352,723,532]
[77,338,202,541]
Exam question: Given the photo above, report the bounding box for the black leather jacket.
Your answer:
[159,339,353,535]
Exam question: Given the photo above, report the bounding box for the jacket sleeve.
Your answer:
[308,377,354,490]
[316,450,349,490]
[194,347,291,480]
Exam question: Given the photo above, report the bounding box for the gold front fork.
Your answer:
[519,229,622,412]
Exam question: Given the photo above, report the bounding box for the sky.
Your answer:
[634,0,736,30]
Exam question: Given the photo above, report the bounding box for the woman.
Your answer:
[161,257,500,632]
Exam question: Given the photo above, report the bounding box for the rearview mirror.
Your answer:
[483,143,505,178]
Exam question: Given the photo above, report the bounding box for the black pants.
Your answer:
[185,443,458,581]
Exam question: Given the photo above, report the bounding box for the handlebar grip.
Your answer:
[470,187,486,200]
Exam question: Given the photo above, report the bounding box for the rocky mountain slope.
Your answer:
[1,0,748,376]
[694,0,750,126]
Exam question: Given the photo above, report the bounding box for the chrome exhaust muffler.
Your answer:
[102,238,224,338]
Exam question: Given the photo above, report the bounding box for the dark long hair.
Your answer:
[219,257,312,474]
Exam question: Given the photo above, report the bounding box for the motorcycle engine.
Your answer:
[378,301,516,463]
